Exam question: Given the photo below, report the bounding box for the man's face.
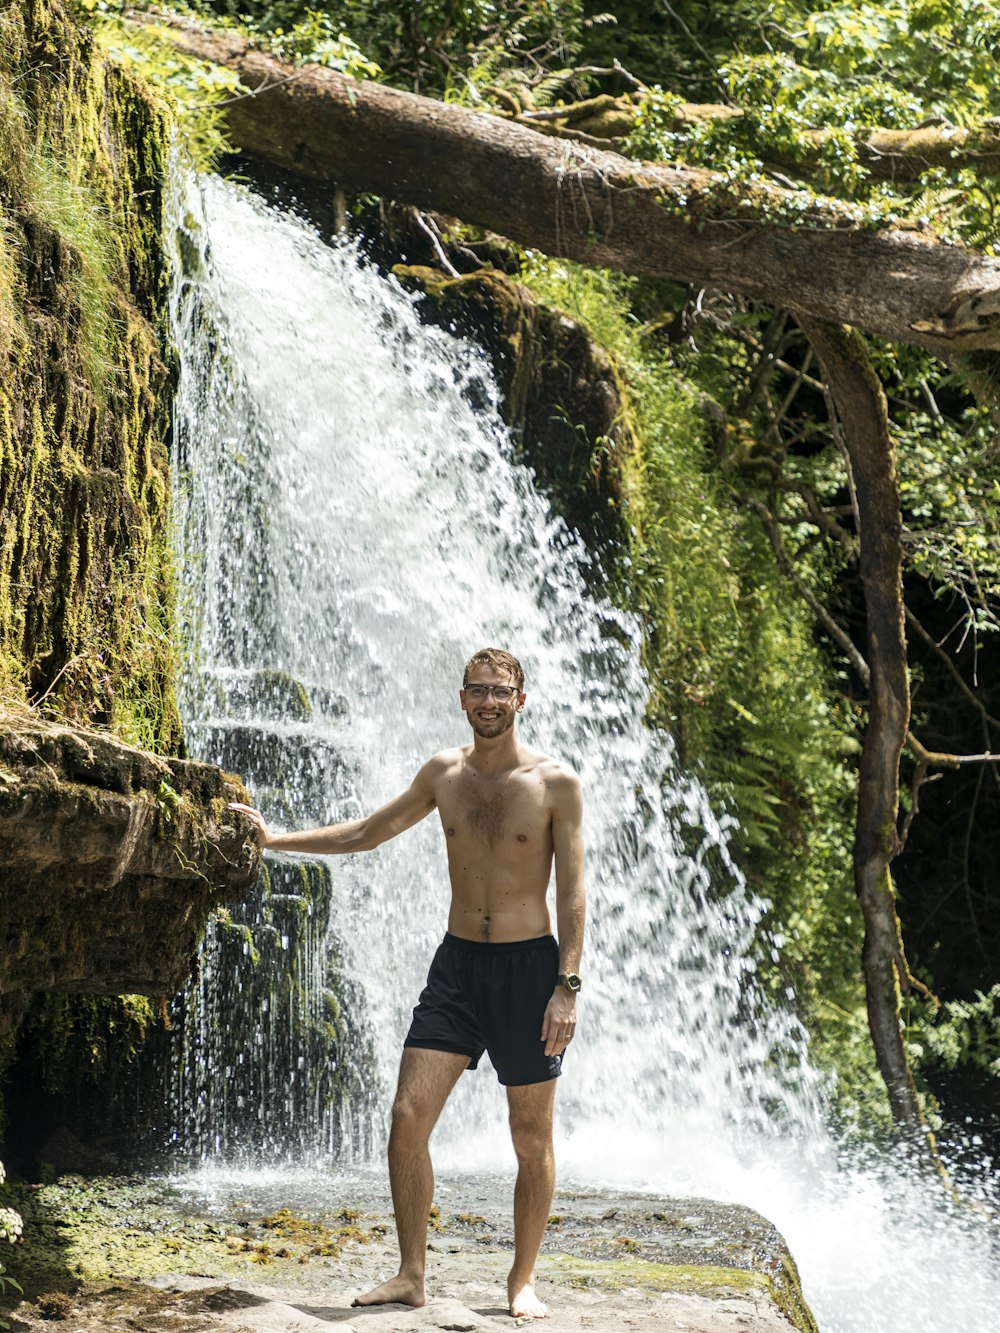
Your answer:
[460,668,524,740]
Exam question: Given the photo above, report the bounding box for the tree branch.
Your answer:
[795,316,936,1138]
[904,605,1000,730]
[904,735,1000,768]
[512,92,1000,184]
[749,498,870,682]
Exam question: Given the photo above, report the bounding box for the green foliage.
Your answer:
[619,1,1000,256]
[908,984,1000,1077]
[25,156,116,397]
[0,64,114,398]
[0,1159,24,1328]
[769,0,1000,121]
[192,0,589,92]
[577,0,1000,118]
[893,406,1000,634]
[694,307,1000,1095]
[784,333,1000,647]
[89,6,380,168]
[94,13,247,171]
[517,254,866,1093]
[263,11,381,75]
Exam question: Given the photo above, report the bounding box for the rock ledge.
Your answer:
[0,713,259,1010]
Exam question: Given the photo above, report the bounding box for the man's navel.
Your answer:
[516,833,528,843]
[446,827,456,837]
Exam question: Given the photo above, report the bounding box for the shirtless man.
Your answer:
[231,647,585,1320]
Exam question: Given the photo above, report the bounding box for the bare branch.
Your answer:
[905,733,1000,768]
[411,211,461,277]
[904,606,1000,729]
[749,498,871,682]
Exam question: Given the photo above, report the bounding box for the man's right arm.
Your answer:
[230,756,441,854]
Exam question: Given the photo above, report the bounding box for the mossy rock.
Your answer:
[0,0,178,754]
[393,264,639,559]
[0,715,261,999]
[540,1255,816,1331]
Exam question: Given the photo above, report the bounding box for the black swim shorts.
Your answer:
[403,933,563,1086]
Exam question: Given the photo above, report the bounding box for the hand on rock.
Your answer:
[229,802,270,848]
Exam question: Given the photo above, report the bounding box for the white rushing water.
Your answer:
[167,171,997,1332]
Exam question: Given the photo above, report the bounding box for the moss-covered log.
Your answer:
[520,95,1000,183]
[135,14,1000,356]
[0,715,260,1006]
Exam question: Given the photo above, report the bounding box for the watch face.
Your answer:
[563,973,582,992]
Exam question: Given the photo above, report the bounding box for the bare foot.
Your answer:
[351,1274,425,1308]
[508,1277,548,1320]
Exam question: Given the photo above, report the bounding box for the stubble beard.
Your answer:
[469,709,517,740]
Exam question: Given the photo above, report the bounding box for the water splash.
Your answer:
[167,171,998,1332]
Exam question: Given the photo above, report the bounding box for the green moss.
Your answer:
[538,1254,816,1331]
[0,0,179,751]
[213,915,260,966]
[258,1207,373,1257]
[6,1180,379,1298]
[18,995,159,1100]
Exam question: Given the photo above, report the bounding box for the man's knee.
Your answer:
[508,1107,554,1163]
[389,1091,436,1144]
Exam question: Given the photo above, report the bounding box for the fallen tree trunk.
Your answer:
[135,14,1000,356]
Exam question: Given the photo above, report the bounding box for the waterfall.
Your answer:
[167,170,998,1333]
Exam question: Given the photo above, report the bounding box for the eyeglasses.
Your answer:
[463,683,520,702]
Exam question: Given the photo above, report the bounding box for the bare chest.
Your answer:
[437,772,550,852]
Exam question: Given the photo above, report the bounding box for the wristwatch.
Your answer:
[557,972,582,993]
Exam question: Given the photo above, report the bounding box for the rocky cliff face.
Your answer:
[0,0,176,747]
[0,2,259,1111]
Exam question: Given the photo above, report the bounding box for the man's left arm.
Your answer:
[542,768,585,1057]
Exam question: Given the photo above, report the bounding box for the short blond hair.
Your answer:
[463,648,524,692]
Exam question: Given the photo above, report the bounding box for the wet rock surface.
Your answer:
[0,714,261,1003]
[4,1174,816,1331]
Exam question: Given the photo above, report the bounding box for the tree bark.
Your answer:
[796,317,930,1137]
[136,15,1000,356]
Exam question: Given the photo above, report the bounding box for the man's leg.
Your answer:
[352,1047,469,1308]
[505,1078,557,1320]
